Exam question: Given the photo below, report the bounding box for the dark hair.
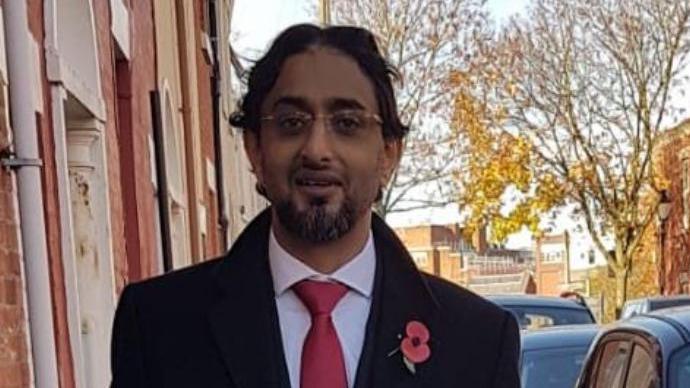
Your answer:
[229,24,409,140]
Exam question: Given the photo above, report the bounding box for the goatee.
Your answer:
[275,197,357,243]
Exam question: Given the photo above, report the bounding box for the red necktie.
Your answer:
[293,280,349,388]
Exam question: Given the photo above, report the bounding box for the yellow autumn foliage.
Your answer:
[453,69,566,242]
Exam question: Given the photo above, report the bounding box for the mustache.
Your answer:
[292,169,344,186]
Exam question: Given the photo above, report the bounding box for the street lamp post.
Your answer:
[658,190,672,295]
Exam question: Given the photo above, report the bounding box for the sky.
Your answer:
[232,0,531,58]
[230,0,535,248]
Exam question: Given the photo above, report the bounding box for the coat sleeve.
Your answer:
[492,311,521,388]
[110,285,147,388]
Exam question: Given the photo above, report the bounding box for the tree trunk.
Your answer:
[614,266,631,319]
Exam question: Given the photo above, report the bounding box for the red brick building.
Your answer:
[0,1,262,386]
[394,224,470,283]
[655,119,690,295]
[534,233,569,296]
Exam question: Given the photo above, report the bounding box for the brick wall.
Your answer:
[193,0,221,258]
[0,99,30,388]
[656,120,690,295]
[395,224,465,283]
[114,0,159,287]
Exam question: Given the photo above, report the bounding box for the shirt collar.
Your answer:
[268,228,376,298]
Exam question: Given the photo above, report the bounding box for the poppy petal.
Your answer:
[405,321,430,343]
[403,344,431,364]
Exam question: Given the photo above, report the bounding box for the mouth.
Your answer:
[294,173,343,196]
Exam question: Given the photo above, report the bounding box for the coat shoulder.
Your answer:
[123,256,226,304]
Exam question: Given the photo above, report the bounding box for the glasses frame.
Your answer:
[260,110,384,133]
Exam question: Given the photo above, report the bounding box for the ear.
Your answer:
[380,138,403,187]
[243,130,263,179]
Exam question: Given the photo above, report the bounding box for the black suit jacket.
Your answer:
[111,210,520,387]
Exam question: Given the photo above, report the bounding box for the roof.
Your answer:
[468,273,534,295]
[601,306,690,359]
[486,294,588,310]
[649,306,690,330]
[625,295,690,304]
[521,324,600,351]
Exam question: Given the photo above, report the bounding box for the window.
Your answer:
[521,346,590,388]
[594,340,631,388]
[589,249,596,265]
[625,344,659,388]
[542,250,564,263]
[670,344,690,388]
[411,252,429,267]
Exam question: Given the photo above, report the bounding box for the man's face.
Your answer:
[244,47,401,242]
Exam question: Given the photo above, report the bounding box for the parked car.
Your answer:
[487,294,596,329]
[576,306,690,388]
[521,324,600,388]
[620,295,690,319]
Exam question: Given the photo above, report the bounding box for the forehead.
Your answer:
[261,47,378,113]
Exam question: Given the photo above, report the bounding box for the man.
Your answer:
[111,24,520,388]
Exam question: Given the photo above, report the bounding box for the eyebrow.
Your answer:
[271,96,369,112]
[272,96,311,111]
[327,98,367,111]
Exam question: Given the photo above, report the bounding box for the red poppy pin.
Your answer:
[388,320,431,375]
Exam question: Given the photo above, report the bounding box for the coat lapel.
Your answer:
[205,209,440,388]
[354,214,441,388]
[206,210,291,388]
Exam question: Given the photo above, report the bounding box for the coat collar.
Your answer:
[354,214,441,388]
[207,209,440,388]
[206,209,291,388]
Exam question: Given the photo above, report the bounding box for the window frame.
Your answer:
[578,330,662,388]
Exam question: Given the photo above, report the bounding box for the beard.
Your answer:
[274,195,361,243]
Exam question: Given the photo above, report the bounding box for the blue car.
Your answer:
[488,294,596,329]
[576,306,690,388]
[521,324,600,388]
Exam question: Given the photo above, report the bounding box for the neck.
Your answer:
[271,210,372,274]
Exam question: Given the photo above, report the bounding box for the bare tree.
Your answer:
[330,0,490,218]
[456,0,690,311]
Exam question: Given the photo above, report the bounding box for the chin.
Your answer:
[275,197,358,243]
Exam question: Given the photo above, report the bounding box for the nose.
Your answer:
[300,117,334,165]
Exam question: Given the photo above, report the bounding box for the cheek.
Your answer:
[347,149,387,186]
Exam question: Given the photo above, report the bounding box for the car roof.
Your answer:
[625,295,690,304]
[521,324,600,351]
[599,306,690,360]
[648,306,690,331]
[486,294,588,309]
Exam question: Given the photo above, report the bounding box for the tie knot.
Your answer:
[293,280,348,316]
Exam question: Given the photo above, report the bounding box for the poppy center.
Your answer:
[411,337,421,347]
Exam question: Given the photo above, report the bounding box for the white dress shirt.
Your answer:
[268,229,376,388]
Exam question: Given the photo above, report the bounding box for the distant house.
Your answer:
[394,223,536,294]
[534,231,608,296]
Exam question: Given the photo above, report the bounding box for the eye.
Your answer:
[276,113,310,133]
[331,112,364,134]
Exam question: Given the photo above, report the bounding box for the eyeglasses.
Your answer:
[260,110,383,136]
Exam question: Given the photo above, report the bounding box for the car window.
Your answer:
[506,306,594,329]
[595,340,631,388]
[621,302,641,319]
[650,299,690,311]
[625,344,659,388]
[670,344,690,388]
[521,346,589,388]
